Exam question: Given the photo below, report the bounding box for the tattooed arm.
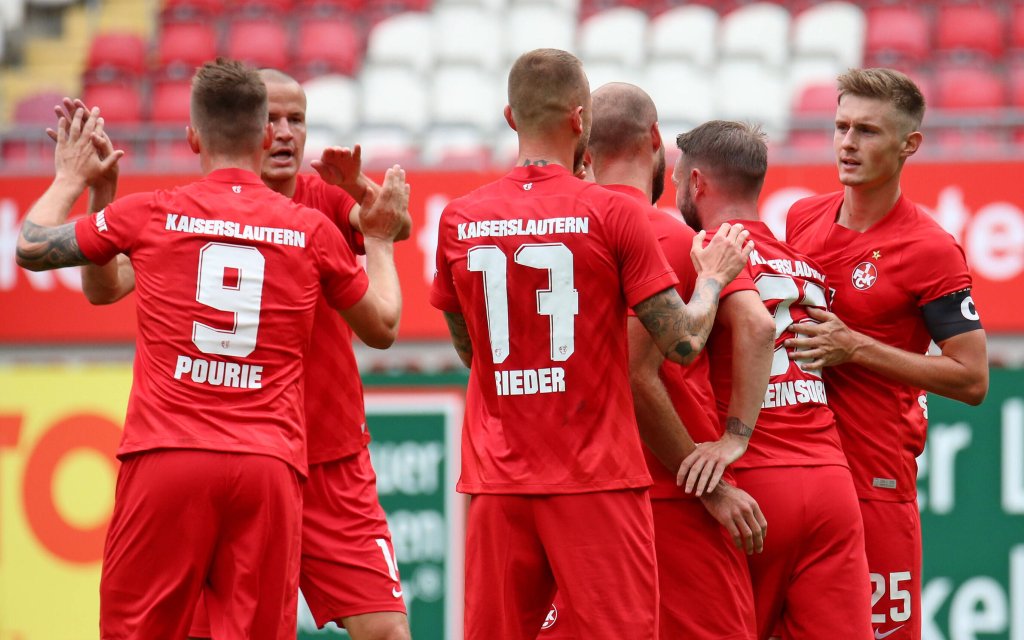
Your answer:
[443,311,473,368]
[17,106,121,272]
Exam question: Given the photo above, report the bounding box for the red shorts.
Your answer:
[191,447,405,635]
[860,499,922,640]
[734,465,872,640]
[465,489,658,640]
[100,450,301,640]
[541,498,755,639]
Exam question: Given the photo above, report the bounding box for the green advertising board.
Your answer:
[297,390,465,640]
[919,369,1024,639]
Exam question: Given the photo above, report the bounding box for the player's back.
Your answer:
[432,165,676,494]
[708,221,845,469]
[82,168,368,474]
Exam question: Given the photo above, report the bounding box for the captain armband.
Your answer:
[921,288,983,342]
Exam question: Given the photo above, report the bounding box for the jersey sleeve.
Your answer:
[429,205,462,313]
[313,214,370,310]
[910,229,973,306]
[73,192,152,264]
[607,196,678,307]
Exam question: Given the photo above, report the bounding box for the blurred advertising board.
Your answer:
[1,162,1023,342]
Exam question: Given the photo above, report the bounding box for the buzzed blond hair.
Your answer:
[507,49,589,134]
[837,68,926,131]
[589,82,657,159]
[191,58,268,155]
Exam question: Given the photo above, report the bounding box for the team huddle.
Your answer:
[16,48,988,640]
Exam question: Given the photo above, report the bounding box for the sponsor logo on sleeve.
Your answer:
[95,210,109,233]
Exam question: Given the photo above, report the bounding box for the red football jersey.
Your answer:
[75,168,369,475]
[292,174,370,464]
[707,221,847,470]
[786,192,974,501]
[430,166,678,495]
[602,185,731,500]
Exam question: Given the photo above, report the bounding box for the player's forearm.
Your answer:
[634,284,722,366]
[849,331,988,405]
[726,313,774,430]
[674,274,726,360]
[16,176,89,271]
[345,175,381,232]
[82,254,135,304]
[362,237,402,343]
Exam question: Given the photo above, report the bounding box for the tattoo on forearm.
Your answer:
[726,417,754,438]
[443,312,474,365]
[635,286,722,362]
[520,159,550,167]
[17,220,89,269]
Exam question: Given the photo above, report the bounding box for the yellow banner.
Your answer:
[0,364,131,640]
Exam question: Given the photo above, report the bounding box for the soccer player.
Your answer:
[66,67,413,640]
[541,83,769,640]
[784,68,989,640]
[430,49,753,640]
[677,120,873,639]
[16,59,406,639]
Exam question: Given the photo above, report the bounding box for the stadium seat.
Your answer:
[578,7,648,69]
[644,62,715,131]
[433,6,503,71]
[365,12,434,74]
[303,74,360,136]
[13,91,66,125]
[421,126,491,168]
[353,125,420,169]
[792,82,837,115]
[157,23,219,80]
[719,2,791,68]
[228,0,295,18]
[934,67,1007,111]
[430,65,504,133]
[505,5,576,64]
[929,128,1007,158]
[584,62,645,92]
[647,5,718,69]
[86,33,148,82]
[294,18,363,77]
[160,0,226,23]
[224,19,291,70]
[864,6,929,66]
[82,83,144,124]
[935,4,1004,61]
[359,65,429,133]
[785,130,833,157]
[1013,5,1024,54]
[792,2,865,70]
[714,60,789,135]
[1010,63,1024,108]
[149,81,192,124]
[788,56,844,106]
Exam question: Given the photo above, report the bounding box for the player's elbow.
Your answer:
[358,324,399,350]
[665,336,703,366]
[960,375,989,406]
[15,241,46,271]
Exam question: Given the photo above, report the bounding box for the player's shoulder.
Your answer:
[789,191,843,219]
[900,196,958,243]
[648,207,696,241]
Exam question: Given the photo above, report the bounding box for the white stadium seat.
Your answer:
[583,62,645,93]
[354,125,420,169]
[365,12,435,75]
[433,5,504,71]
[645,61,715,132]
[430,64,505,133]
[714,60,790,136]
[578,7,648,69]
[648,5,719,69]
[792,2,866,70]
[422,125,490,167]
[302,75,359,137]
[505,4,576,65]
[359,65,429,134]
[788,55,844,104]
[719,2,791,69]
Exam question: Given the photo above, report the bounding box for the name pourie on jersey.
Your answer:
[457,216,589,240]
[173,355,263,389]
[165,213,306,248]
[762,379,827,409]
[749,249,826,284]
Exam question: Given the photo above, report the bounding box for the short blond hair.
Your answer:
[191,58,268,155]
[838,68,925,130]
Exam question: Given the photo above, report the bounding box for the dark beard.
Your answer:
[651,151,666,204]
[678,192,702,232]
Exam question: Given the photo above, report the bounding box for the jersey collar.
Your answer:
[203,168,265,185]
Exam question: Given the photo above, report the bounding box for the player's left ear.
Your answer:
[902,130,923,158]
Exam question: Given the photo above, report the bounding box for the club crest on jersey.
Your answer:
[541,604,558,629]
[232,185,242,193]
[852,261,878,290]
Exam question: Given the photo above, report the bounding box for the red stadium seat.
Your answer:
[1013,5,1024,53]
[229,0,295,18]
[157,23,218,79]
[793,83,837,115]
[13,90,65,125]
[865,6,930,66]
[160,0,226,23]
[82,83,144,124]
[294,19,362,77]
[224,19,290,70]
[86,33,148,82]
[150,81,193,124]
[785,130,833,157]
[1010,63,1024,108]
[935,4,1005,60]
[934,67,1007,111]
